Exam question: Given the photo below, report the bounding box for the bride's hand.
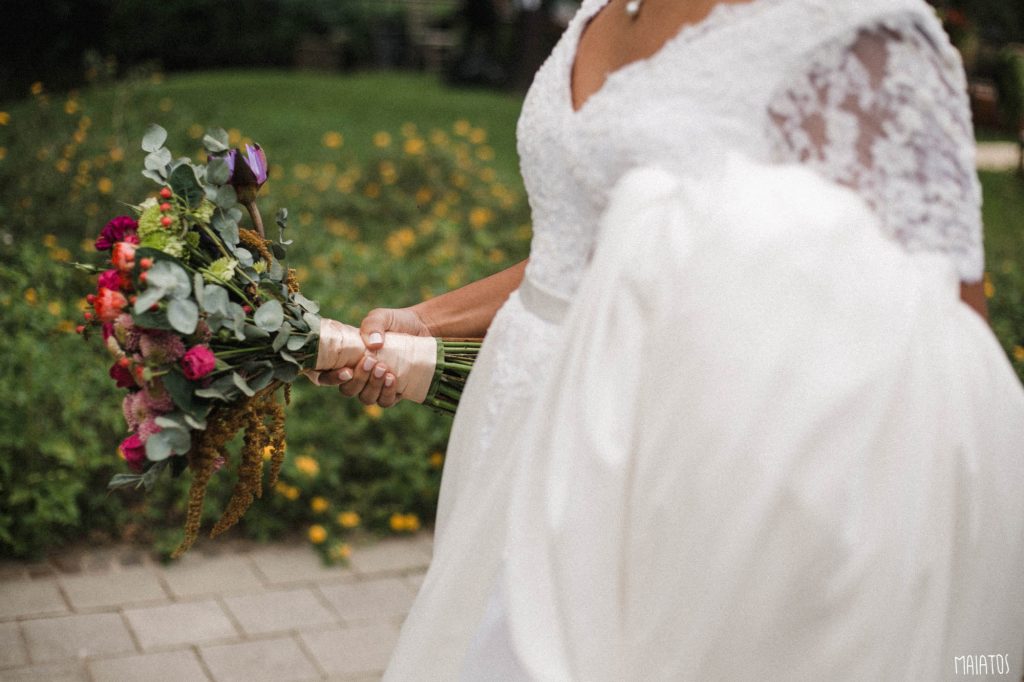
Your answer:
[317,307,434,408]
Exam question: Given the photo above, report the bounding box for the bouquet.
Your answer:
[78,124,479,556]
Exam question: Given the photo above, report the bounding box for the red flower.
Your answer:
[119,434,147,472]
[93,287,128,323]
[180,344,216,380]
[109,362,135,388]
[95,216,139,251]
[111,242,137,273]
[98,268,123,291]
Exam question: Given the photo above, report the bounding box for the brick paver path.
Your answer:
[0,534,432,681]
[976,141,1022,172]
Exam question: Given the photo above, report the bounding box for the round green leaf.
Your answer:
[167,299,199,334]
[254,300,284,332]
[142,123,168,153]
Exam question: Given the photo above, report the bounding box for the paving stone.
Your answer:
[200,637,320,682]
[161,555,263,598]
[0,661,89,681]
[301,623,400,678]
[347,539,431,577]
[0,580,67,620]
[59,567,167,610]
[249,544,354,585]
[318,578,416,623]
[21,613,135,663]
[124,600,237,650]
[89,649,209,682]
[224,588,337,636]
[0,621,28,668]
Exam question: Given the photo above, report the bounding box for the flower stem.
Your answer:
[245,201,265,240]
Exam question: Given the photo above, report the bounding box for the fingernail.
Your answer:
[373,365,386,379]
[384,374,394,387]
[369,332,383,345]
[362,356,375,372]
[339,369,352,382]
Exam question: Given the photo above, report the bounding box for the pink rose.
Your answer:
[119,434,147,472]
[181,345,216,380]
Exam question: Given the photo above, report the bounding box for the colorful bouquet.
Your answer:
[78,125,479,556]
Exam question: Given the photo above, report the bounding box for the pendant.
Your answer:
[625,0,642,19]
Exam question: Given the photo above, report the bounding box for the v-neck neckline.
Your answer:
[567,0,769,116]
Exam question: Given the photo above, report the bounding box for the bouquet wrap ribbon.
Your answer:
[304,318,439,403]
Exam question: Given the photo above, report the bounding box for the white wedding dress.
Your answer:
[383,0,1024,679]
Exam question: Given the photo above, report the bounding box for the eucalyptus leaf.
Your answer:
[108,473,146,491]
[268,259,284,281]
[279,350,301,366]
[243,323,270,340]
[273,364,301,382]
[212,184,238,209]
[235,248,253,267]
[250,368,275,392]
[146,261,191,299]
[167,299,199,334]
[203,128,229,153]
[144,148,172,171]
[206,156,231,185]
[142,123,168,152]
[302,312,321,334]
[163,370,194,413]
[254,300,284,332]
[134,286,166,314]
[141,460,170,491]
[194,387,230,402]
[286,334,308,352]
[202,284,230,316]
[291,292,320,314]
[145,431,174,461]
[142,168,166,183]
[272,324,291,352]
[193,273,205,307]
[183,413,208,430]
[276,207,288,230]
[132,308,172,330]
[169,163,204,208]
[270,243,287,260]
[232,372,255,397]
[155,414,188,430]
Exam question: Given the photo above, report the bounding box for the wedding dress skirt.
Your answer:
[387,156,1024,680]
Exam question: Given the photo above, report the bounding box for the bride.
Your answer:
[318,0,1024,678]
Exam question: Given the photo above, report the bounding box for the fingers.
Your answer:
[339,353,376,398]
[358,360,389,405]
[360,308,389,350]
[316,367,353,387]
[378,371,399,408]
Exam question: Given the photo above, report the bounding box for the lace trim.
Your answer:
[766,13,984,282]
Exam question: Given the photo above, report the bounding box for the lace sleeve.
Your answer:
[766,16,984,283]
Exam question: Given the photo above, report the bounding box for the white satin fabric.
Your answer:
[475,157,1024,681]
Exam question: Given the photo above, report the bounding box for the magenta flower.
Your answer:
[143,379,174,413]
[122,391,151,431]
[181,344,216,380]
[119,434,147,472]
[98,269,122,291]
[96,216,139,251]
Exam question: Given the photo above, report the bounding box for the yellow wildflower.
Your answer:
[330,544,352,560]
[78,115,91,129]
[469,207,494,230]
[42,234,58,248]
[47,301,62,316]
[50,247,71,263]
[263,445,275,461]
[401,122,418,137]
[415,187,433,204]
[429,452,444,469]
[373,131,392,148]
[430,129,449,146]
[364,404,383,420]
[295,455,320,477]
[56,320,76,334]
[453,119,471,136]
[364,182,381,199]
[0,147,6,161]
[1013,346,1024,363]
[24,288,38,305]
[379,160,397,184]
[311,497,330,513]
[227,128,242,145]
[188,123,204,139]
[480,167,496,182]
[64,99,79,115]
[55,159,70,174]
[159,97,173,112]
[405,514,421,532]
[476,145,495,161]
[322,131,344,149]
[308,525,327,544]
[109,147,124,162]
[73,129,87,145]
[97,177,113,194]
[404,137,425,155]
[337,511,361,528]
[30,81,43,95]
[983,272,995,299]
[469,127,487,144]
[389,513,407,532]
[0,111,9,125]
[390,513,420,532]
